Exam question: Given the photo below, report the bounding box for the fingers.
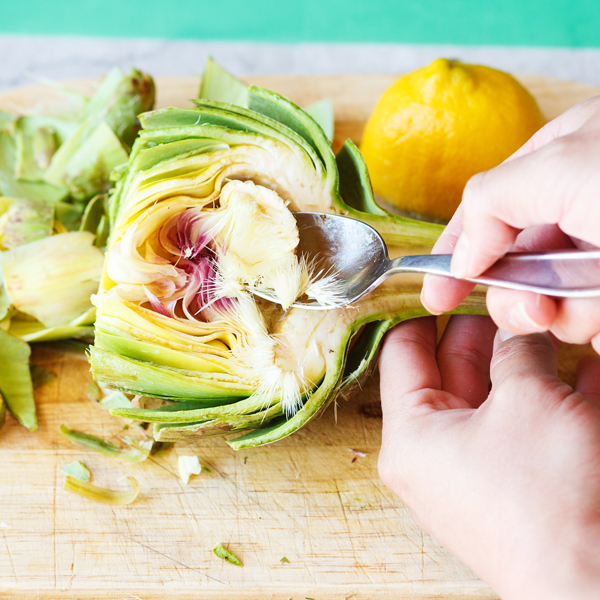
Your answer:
[379,317,440,411]
[437,315,496,408]
[490,332,561,401]
[486,287,557,334]
[507,96,600,161]
[421,205,475,314]
[575,354,600,408]
[452,133,600,280]
[551,298,600,345]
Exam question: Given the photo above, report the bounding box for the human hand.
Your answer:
[378,315,600,600]
[421,96,600,352]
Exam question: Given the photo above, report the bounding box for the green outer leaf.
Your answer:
[305,98,334,142]
[61,460,91,482]
[152,399,284,441]
[111,394,279,423]
[0,329,36,430]
[213,543,243,567]
[335,139,442,247]
[89,346,252,402]
[248,85,331,169]
[336,140,386,217]
[199,57,248,108]
[63,475,139,506]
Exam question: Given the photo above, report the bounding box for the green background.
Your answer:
[2,0,599,47]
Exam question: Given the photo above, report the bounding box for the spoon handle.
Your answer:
[391,250,600,298]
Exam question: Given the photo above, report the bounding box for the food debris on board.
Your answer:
[63,475,140,505]
[213,542,243,567]
[60,460,91,482]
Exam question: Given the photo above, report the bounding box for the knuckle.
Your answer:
[462,171,491,216]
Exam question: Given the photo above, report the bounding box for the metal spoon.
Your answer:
[254,212,600,310]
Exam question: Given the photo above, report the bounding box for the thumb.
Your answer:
[490,331,567,407]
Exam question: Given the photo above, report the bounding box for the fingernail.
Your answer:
[498,328,517,343]
[420,274,443,315]
[493,328,518,353]
[450,233,470,279]
[508,302,547,333]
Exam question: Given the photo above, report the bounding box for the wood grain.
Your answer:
[0,73,598,600]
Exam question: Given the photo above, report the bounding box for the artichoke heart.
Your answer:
[94,60,485,448]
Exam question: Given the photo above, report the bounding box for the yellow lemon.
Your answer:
[360,58,545,222]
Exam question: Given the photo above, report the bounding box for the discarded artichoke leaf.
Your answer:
[213,543,243,567]
[0,231,104,329]
[45,121,128,201]
[15,115,78,181]
[0,329,36,430]
[79,67,156,148]
[61,460,91,482]
[45,68,155,199]
[55,201,85,231]
[30,364,57,389]
[0,111,16,132]
[0,131,68,202]
[85,381,103,402]
[0,199,55,249]
[59,425,152,463]
[80,193,107,234]
[7,319,95,343]
[63,475,140,506]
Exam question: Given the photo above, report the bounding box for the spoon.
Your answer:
[254,212,600,310]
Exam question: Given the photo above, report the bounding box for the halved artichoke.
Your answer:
[93,60,486,448]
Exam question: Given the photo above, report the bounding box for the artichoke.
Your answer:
[93,60,486,448]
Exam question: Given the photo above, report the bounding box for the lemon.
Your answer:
[360,58,545,222]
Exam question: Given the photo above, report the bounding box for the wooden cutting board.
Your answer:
[0,74,598,600]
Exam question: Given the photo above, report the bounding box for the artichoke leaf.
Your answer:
[0,329,36,430]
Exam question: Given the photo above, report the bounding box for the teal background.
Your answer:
[2,0,599,47]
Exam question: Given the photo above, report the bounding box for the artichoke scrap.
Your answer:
[0,68,155,433]
[92,61,486,448]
